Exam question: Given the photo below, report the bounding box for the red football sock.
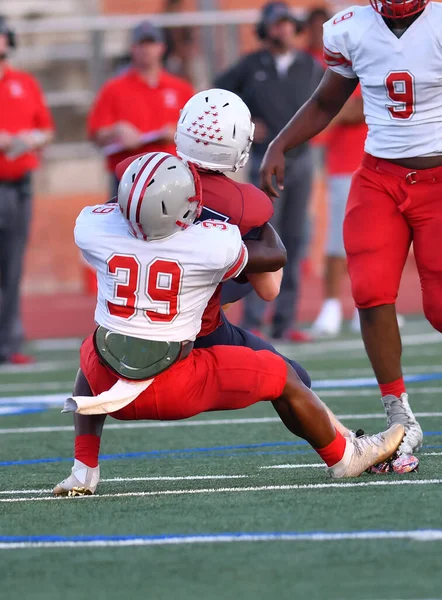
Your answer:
[315,430,347,467]
[379,378,406,398]
[74,434,100,468]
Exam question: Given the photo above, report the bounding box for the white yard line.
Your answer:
[0,394,67,408]
[0,382,72,393]
[1,478,442,504]
[310,364,442,379]
[2,380,441,397]
[260,464,324,470]
[1,376,441,405]
[1,411,442,435]
[0,360,77,375]
[320,387,442,397]
[2,457,441,495]
[261,453,440,469]
[31,339,82,352]
[0,475,250,495]
[276,332,441,357]
[2,529,442,550]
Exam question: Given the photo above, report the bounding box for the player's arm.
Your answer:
[213,222,283,302]
[241,225,286,302]
[261,69,358,196]
[247,268,283,302]
[242,223,287,273]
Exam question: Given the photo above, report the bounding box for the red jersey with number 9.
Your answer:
[75,204,247,342]
[323,3,442,159]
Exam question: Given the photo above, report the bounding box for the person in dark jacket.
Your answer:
[215,1,323,341]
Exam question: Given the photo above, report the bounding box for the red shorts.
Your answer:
[344,153,442,328]
[80,335,287,421]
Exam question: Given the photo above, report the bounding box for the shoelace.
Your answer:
[353,432,384,456]
[384,398,415,427]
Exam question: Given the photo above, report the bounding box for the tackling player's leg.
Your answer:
[271,363,404,478]
[194,309,312,387]
[53,342,404,495]
[195,311,353,439]
[53,370,104,495]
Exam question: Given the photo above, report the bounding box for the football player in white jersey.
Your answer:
[259,0,442,473]
[53,152,404,495]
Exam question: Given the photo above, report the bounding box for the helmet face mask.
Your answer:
[118,153,202,241]
[175,89,255,173]
[369,0,428,19]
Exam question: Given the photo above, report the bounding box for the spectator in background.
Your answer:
[304,7,330,171]
[0,17,53,365]
[301,7,331,280]
[311,87,367,337]
[305,7,330,65]
[88,21,194,196]
[215,1,323,341]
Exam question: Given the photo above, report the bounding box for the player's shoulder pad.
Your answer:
[75,203,123,250]
[324,5,371,48]
[75,203,121,234]
[192,220,242,269]
[76,203,120,225]
[239,183,274,232]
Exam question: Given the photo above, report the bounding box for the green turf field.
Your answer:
[1,317,442,600]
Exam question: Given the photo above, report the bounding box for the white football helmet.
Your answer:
[118,152,202,241]
[175,88,255,173]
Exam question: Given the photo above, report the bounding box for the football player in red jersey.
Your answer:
[117,89,313,387]
[258,0,442,472]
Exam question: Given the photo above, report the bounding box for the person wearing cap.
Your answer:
[215,1,323,342]
[88,20,194,196]
[0,16,54,365]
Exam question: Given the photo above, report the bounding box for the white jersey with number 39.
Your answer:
[75,204,248,342]
[323,2,442,158]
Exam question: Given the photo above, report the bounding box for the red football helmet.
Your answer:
[369,0,429,19]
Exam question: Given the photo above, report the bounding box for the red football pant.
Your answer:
[344,153,442,332]
[80,335,287,421]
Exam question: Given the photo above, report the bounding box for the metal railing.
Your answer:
[9,7,348,158]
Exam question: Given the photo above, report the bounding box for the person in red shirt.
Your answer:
[88,20,194,196]
[311,87,367,336]
[0,17,54,364]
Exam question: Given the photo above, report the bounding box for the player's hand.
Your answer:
[259,141,286,199]
[115,121,142,150]
[15,131,40,151]
[0,131,12,151]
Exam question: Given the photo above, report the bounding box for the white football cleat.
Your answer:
[327,423,405,478]
[311,299,343,337]
[53,459,100,496]
[382,393,423,454]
